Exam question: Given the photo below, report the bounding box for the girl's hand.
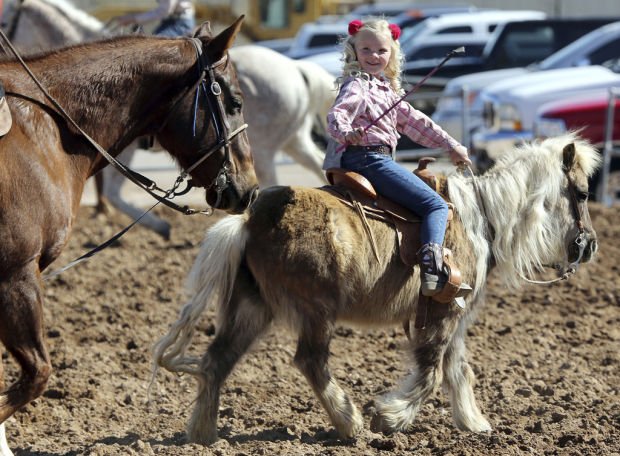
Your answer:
[449,145,472,167]
[345,127,364,145]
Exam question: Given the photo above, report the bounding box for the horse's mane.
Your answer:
[33,0,103,33]
[448,132,601,290]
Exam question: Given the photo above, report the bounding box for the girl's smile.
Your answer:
[354,29,392,77]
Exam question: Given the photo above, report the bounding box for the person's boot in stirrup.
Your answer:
[417,243,447,297]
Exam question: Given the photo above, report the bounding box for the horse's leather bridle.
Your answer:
[0,28,247,215]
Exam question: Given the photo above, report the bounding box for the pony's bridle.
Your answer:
[467,163,588,285]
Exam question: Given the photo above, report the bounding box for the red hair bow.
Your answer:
[348,20,362,35]
[389,24,401,40]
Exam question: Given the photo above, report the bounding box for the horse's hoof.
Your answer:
[186,427,217,446]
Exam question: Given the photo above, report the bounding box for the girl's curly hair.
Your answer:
[337,17,404,95]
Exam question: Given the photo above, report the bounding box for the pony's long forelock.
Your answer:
[448,133,600,289]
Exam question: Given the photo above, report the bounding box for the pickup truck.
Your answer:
[534,91,620,200]
[430,19,620,142]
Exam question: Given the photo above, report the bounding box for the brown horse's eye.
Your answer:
[230,96,243,113]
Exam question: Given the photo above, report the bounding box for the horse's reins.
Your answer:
[464,163,587,285]
[0,28,246,216]
[0,29,247,279]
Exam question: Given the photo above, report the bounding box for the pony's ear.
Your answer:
[205,15,244,61]
[193,21,213,38]
[562,143,576,171]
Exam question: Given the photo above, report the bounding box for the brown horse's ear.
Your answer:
[193,21,213,38]
[562,143,576,171]
[204,15,244,61]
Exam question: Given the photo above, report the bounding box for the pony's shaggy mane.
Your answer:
[448,132,601,289]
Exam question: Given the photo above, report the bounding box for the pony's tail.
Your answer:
[151,213,250,380]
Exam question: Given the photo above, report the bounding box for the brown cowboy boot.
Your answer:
[417,243,447,296]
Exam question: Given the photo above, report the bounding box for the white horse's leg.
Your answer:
[101,145,171,240]
[281,116,327,184]
[293,314,363,438]
[442,320,492,432]
[0,423,14,456]
[251,148,279,189]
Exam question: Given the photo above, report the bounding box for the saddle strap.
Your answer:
[432,248,463,304]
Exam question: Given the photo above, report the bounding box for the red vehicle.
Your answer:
[534,90,620,200]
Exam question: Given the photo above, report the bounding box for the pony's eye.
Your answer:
[577,190,588,201]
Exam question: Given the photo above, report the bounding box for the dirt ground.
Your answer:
[3,200,619,456]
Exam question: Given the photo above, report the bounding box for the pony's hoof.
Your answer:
[186,426,217,446]
[370,413,393,435]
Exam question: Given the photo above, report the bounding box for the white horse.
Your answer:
[2,0,336,239]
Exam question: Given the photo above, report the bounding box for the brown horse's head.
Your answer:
[156,16,258,214]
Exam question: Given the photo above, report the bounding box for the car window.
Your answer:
[308,34,341,48]
[495,26,556,68]
[409,43,484,60]
[588,37,620,65]
[436,26,473,34]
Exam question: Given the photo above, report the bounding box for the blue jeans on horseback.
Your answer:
[341,146,454,297]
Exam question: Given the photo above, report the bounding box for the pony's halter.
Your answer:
[468,163,588,285]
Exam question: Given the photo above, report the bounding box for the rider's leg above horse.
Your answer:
[0,262,52,424]
[442,311,491,432]
[187,263,272,445]
[372,304,460,433]
[293,309,363,439]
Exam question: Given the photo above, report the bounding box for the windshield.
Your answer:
[538,28,604,70]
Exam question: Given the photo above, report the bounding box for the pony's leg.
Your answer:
[251,148,278,188]
[187,264,272,445]
[293,317,363,438]
[0,264,52,425]
[281,117,327,184]
[371,307,458,433]
[442,318,492,432]
[101,146,171,240]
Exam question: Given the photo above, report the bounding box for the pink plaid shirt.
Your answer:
[327,75,463,154]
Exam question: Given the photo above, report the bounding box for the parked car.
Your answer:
[470,62,620,172]
[281,4,478,60]
[304,9,545,76]
[432,20,620,143]
[534,90,620,200]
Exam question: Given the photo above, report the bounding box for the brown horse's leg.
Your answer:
[0,264,52,424]
[187,263,272,445]
[293,315,363,439]
[371,304,459,434]
[442,317,491,432]
[93,172,111,215]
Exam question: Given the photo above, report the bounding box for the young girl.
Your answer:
[326,17,472,297]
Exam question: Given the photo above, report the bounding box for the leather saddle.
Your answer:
[322,157,468,324]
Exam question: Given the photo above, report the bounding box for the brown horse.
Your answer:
[154,133,599,444]
[0,16,257,448]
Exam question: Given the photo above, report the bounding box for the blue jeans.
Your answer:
[154,16,195,37]
[341,149,449,245]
